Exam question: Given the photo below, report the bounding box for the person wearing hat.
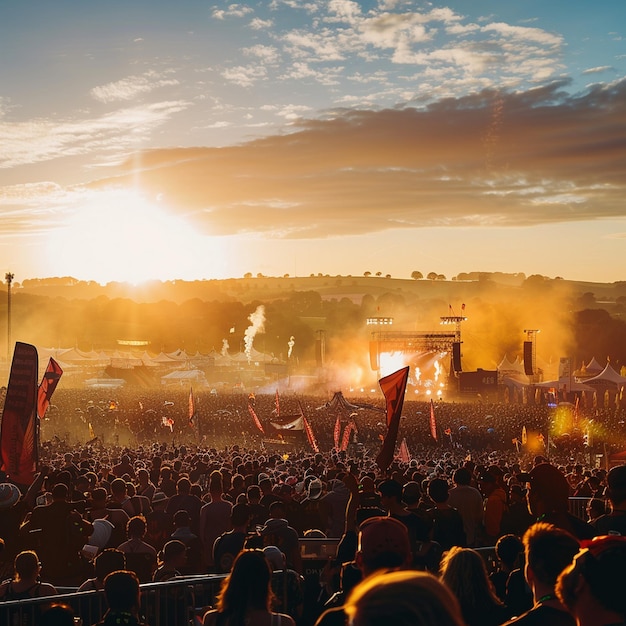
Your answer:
[259,502,302,574]
[556,535,626,626]
[593,465,626,536]
[314,515,412,626]
[297,478,325,535]
[263,545,305,622]
[525,463,596,540]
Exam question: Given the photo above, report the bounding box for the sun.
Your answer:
[44,189,226,284]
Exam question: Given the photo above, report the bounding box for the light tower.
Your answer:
[440,305,467,373]
[5,272,14,368]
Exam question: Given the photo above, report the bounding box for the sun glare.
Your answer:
[44,190,226,284]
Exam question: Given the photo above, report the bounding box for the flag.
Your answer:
[521,426,527,445]
[334,416,341,449]
[375,366,409,472]
[89,422,96,439]
[248,403,265,434]
[302,416,319,453]
[429,399,438,441]
[398,437,410,464]
[162,416,174,432]
[37,357,63,420]
[340,420,352,452]
[275,389,280,416]
[188,387,196,428]
[0,342,39,486]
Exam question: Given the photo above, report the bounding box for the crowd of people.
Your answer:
[1,387,626,625]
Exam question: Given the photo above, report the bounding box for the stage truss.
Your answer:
[369,331,457,370]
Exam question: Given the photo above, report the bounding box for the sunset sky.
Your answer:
[1,1,625,285]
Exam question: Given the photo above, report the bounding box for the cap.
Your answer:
[0,483,21,509]
[307,479,323,500]
[358,516,411,564]
[263,545,284,571]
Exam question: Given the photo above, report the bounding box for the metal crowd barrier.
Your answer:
[0,574,227,626]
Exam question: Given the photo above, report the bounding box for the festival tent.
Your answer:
[584,357,604,375]
[166,349,191,361]
[497,355,528,382]
[583,362,626,389]
[160,369,208,387]
[151,351,181,364]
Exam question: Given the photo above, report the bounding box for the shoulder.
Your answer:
[39,583,58,596]
[272,613,296,626]
[203,609,219,626]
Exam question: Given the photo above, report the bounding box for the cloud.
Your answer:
[582,65,613,75]
[78,78,626,240]
[90,71,179,103]
[0,101,189,169]
[212,4,254,20]
[221,64,269,87]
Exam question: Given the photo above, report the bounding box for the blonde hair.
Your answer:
[345,570,466,626]
[439,546,502,624]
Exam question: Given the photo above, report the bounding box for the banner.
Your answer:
[37,357,63,420]
[334,416,341,449]
[376,366,409,472]
[340,420,353,452]
[248,403,265,434]
[429,399,438,441]
[275,389,280,416]
[0,342,39,486]
[302,416,319,453]
[188,387,196,428]
[521,425,527,445]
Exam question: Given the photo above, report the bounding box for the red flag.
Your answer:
[376,366,409,472]
[429,399,438,441]
[1,343,39,486]
[248,403,265,434]
[334,416,341,449]
[188,387,196,428]
[37,357,63,420]
[302,416,319,453]
[398,437,410,464]
[340,421,352,452]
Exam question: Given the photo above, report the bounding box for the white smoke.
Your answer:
[244,305,266,363]
[221,339,229,357]
[434,360,441,382]
[288,336,295,358]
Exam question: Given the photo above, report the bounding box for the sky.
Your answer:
[1,0,625,285]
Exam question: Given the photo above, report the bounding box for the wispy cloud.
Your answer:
[90,71,179,103]
[582,65,613,75]
[0,101,189,169]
